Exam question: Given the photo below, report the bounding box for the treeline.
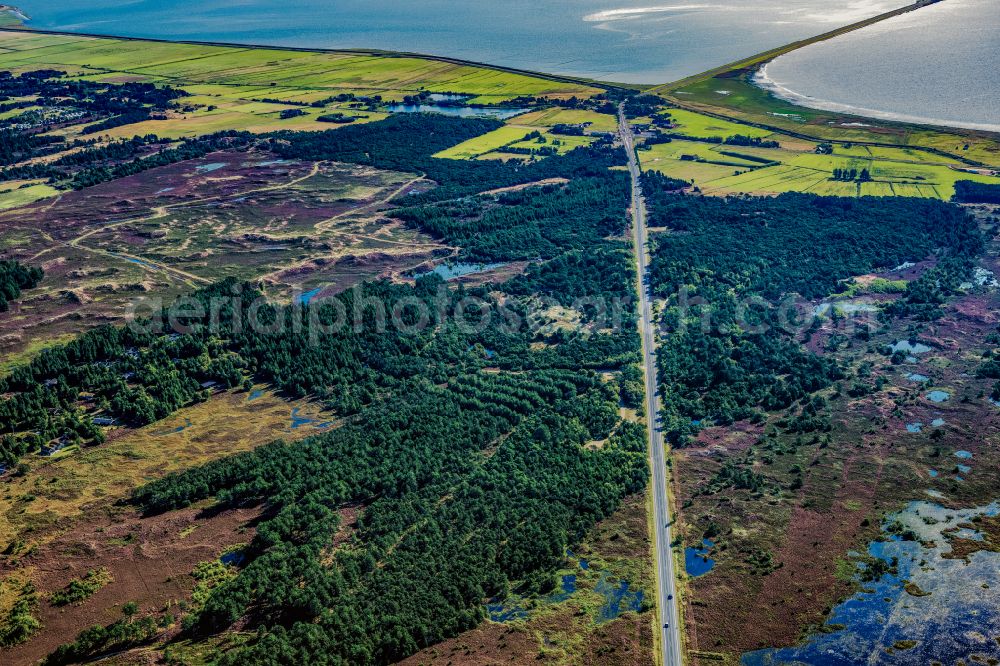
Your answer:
[0,69,193,183]
[267,113,623,202]
[0,259,42,312]
[644,182,980,301]
[653,132,779,148]
[44,608,157,666]
[0,70,186,116]
[831,167,871,182]
[953,180,1000,204]
[641,179,981,440]
[80,109,153,135]
[69,131,254,190]
[392,172,629,262]
[0,128,65,165]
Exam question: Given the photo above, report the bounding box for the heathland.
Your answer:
[0,22,1000,666]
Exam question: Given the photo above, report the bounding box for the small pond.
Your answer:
[385,104,529,119]
[155,418,192,436]
[418,262,506,280]
[595,572,644,622]
[220,551,245,566]
[289,407,334,430]
[890,340,932,355]
[195,162,227,173]
[297,287,323,305]
[684,539,715,577]
[926,390,950,403]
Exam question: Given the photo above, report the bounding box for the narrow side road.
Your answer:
[619,104,683,666]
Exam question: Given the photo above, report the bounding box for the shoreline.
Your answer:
[752,60,1000,136]
[0,25,640,92]
[0,5,29,22]
[653,0,944,94]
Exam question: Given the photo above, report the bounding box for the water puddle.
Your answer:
[289,407,334,430]
[595,572,644,622]
[195,162,227,173]
[891,340,932,355]
[925,390,950,403]
[905,373,929,383]
[418,262,506,280]
[155,418,192,436]
[905,423,922,433]
[297,287,323,305]
[486,600,528,622]
[684,539,715,577]
[742,501,1000,666]
[486,549,641,624]
[544,574,577,604]
[220,551,245,566]
[110,253,157,269]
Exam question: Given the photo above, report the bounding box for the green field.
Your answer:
[664,108,773,140]
[434,125,538,159]
[664,73,1000,168]
[639,111,1000,199]
[0,29,601,140]
[436,122,597,160]
[514,107,619,132]
[0,183,60,210]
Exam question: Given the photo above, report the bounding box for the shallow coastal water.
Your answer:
[756,0,1000,131]
[13,0,908,84]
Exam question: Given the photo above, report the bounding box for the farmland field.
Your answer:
[660,73,1000,168]
[0,29,600,145]
[636,106,1000,199]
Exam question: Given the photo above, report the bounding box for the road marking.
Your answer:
[619,103,683,666]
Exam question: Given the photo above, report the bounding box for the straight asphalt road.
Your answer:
[618,104,683,666]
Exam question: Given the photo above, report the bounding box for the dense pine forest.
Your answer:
[0,259,42,313]
[641,171,983,442]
